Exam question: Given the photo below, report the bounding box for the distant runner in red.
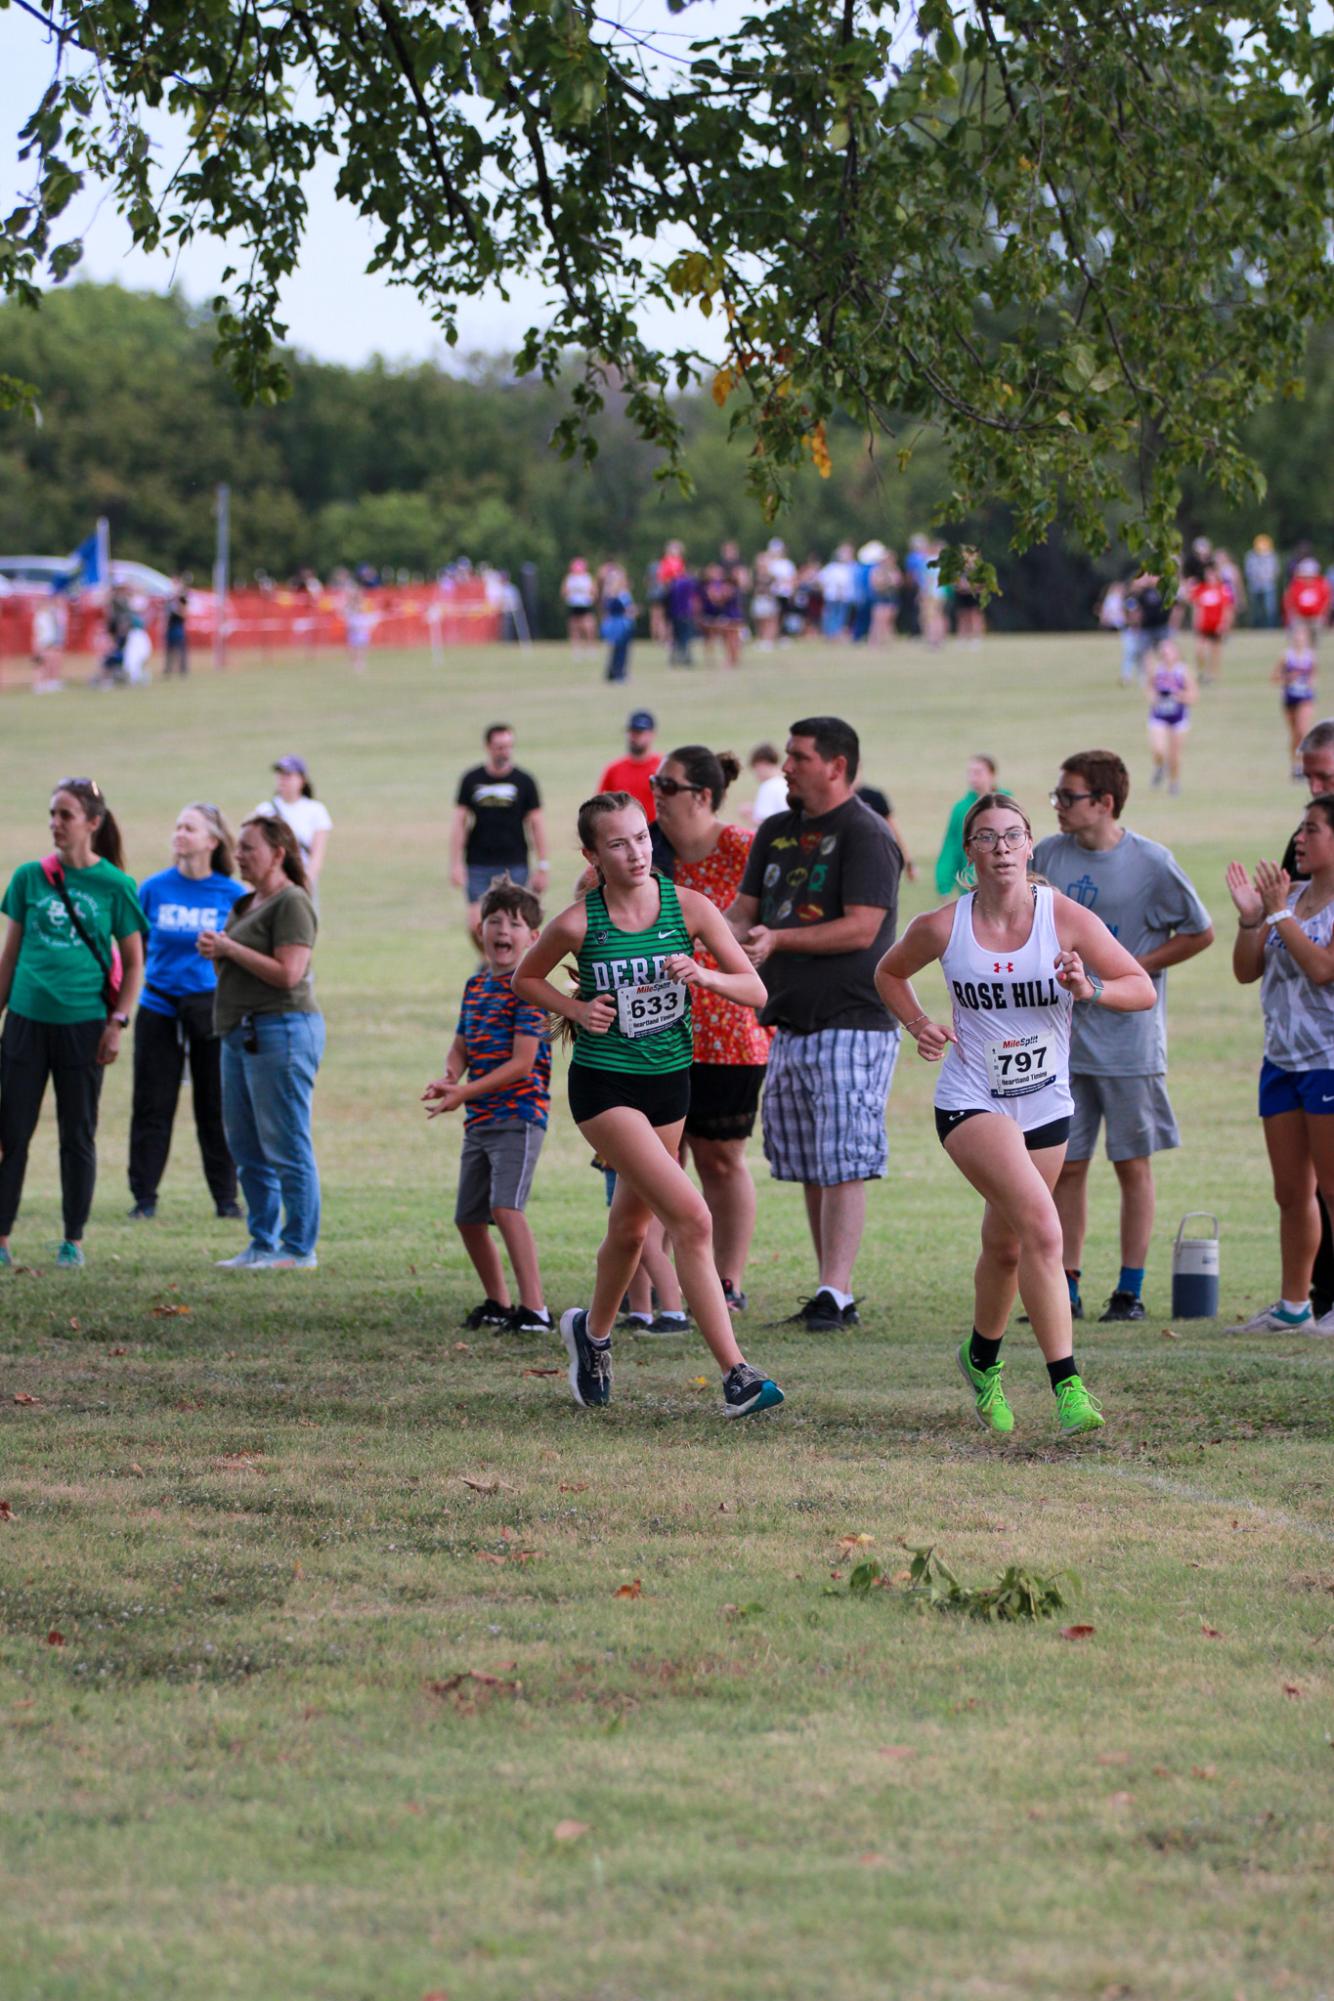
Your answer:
[1185,560,1234,684]
[1283,559,1332,643]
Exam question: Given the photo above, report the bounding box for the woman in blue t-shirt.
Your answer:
[128,804,246,1219]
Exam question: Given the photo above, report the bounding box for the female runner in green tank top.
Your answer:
[514,792,784,1418]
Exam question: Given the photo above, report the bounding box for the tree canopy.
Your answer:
[5,2,1334,575]
[5,281,1332,635]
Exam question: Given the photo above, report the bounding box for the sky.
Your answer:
[1,0,761,370]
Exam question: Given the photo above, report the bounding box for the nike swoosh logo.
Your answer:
[1323,1095,1334,1104]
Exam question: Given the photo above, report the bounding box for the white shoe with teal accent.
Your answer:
[1227,1301,1313,1332]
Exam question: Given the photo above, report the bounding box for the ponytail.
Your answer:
[664,745,740,810]
[91,808,126,873]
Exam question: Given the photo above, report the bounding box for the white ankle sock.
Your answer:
[821,1285,854,1310]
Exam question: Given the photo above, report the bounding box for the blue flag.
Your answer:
[66,531,103,588]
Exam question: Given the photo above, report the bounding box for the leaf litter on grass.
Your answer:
[844,1545,1080,1623]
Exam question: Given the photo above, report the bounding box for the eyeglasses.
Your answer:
[1049,788,1096,809]
[649,774,704,797]
[967,826,1029,852]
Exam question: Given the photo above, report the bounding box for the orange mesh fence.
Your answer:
[0,581,502,662]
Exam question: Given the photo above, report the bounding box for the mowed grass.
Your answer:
[1,630,1331,2001]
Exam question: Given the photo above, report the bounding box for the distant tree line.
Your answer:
[0,284,1328,636]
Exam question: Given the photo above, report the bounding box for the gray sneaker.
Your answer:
[1227,1301,1313,1332]
[215,1245,273,1269]
[252,1251,318,1270]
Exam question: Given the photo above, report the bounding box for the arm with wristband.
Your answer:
[874,906,959,1060]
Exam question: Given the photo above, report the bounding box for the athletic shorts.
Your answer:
[454,1121,546,1225]
[466,862,529,903]
[1149,707,1189,731]
[1283,689,1315,710]
[934,1107,1071,1152]
[684,1062,765,1142]
[1258,1058,1334,1118]
[568,1062,691,1129]
[761,1026,899,1186]
[1066,1072,1180,1162]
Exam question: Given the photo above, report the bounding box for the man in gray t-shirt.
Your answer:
[1033,750,1213,1322]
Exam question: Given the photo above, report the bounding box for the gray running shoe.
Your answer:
[1227,1301,1313,1332]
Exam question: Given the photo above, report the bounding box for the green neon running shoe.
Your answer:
[1054,1374,1105,1437]
[956,1342,1015,1435]
[55,1241,85,1270]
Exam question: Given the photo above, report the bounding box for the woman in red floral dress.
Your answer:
[650,746,773,1309]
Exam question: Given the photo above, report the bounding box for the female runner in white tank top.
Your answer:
[875,794,1154,1438]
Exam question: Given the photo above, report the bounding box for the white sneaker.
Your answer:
[1310,1306,1334,1336]
[252,1251,318,1269]
[215,1245,272,1269]
[1227,1301,1313,1332]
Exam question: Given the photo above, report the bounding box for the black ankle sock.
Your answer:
[1047,1354,1078,1392]
[969,1329,1003,1371]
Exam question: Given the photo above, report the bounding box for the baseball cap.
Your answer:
[273,754,308,775]
[627,710,655,732]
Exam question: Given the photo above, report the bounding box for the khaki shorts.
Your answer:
[1067,1073,1179,1163]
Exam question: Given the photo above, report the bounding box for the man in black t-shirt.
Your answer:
[450,723,548,940]
[1125,572,1173,680]
[727,715,901,1331]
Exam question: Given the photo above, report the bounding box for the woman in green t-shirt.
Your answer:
[0,778,148,1269]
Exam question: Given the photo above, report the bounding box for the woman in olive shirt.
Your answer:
[0,778,147,1268]
[198,816,324,1269]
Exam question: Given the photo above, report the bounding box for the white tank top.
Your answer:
[1261,886,1334,1070]
[934,886,1075,1128]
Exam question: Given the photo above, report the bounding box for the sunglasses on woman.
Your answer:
[649,774,704,797]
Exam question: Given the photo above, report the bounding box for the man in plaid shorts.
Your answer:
[727,716,902,1330]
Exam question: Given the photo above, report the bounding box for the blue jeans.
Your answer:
[605,636,632,681]
[220,1012,325,1255]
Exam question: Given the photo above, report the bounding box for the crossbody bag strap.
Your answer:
[45,862,116,1009]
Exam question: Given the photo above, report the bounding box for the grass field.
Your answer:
[1,630,1331,2001]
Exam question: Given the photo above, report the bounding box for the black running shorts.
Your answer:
[684,1062,765,1142]
[568,1063,691,1129]
[934,1106,1072,1153]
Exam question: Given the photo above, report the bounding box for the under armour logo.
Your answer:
[994,960,1013,973]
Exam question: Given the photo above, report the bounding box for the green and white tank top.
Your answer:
[572,876,694,1074]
